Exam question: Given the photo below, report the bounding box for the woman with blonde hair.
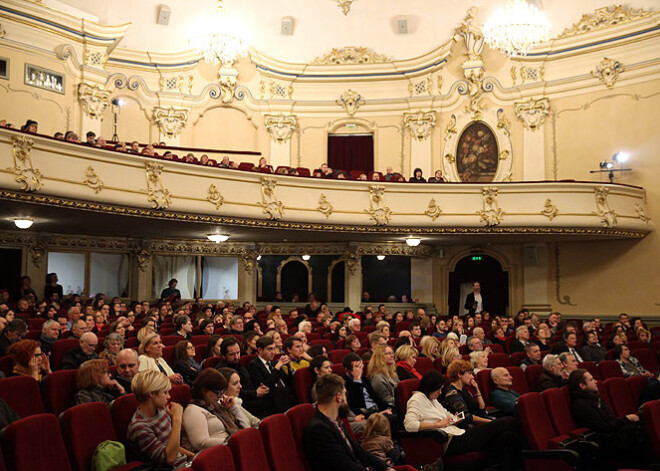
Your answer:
[470,351,489,373]
[138,333,183,384]
[395,344,422,380]
[367,345,399,408]
[137,325,156,345]
[376,320,391,339]
[264,330,284,354]
[74,359,125,405]
[419,336,440,360]
[441,346,461,369]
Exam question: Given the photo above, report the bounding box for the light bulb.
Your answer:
[13,218,33,229]
[377,255,386,261]
[406,237,421,247]
[302,254,311,261]
[207,234,229,243]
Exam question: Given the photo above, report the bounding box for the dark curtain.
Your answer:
[327,135,374,172]
[448,255,509,316]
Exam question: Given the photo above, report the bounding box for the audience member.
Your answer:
[615,344,652,378]
[8,339,51,381]
[217,367,260,427]
[74,359,125,405]
[360,412,405,468]
[366,345,399,409]
[510,326,531,353]
[98,333,123,366]
[61,332,99,370]
[558,351,578,378]
[580,331,607,364]
[489,367,519,416]
[537,354,565,392]
[137,334,183,384]
[519,343,542,371]
[0,318,27,356]
[174,315,193,340]
[343,353,392,420]
[281,336,309,374]
[40,319,60,357]
[469,351,489,373]
[173,340,202,386]
[246,336,294,417]
[114,348,139,393]
[442,360,490,425]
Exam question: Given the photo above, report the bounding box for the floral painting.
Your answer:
[456,122,499,182]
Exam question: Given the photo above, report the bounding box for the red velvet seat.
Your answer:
[240,354,256,368]
[286,403,314,471]
[294,367,313,404]
[159,326,175,336]
[506,366,529,394]
[228,427,272,471]
[42,369,77,414]
[161,335,182,346]
[628,341,652,350]
[203,356,222,369]
[161,346,176,366]
[578,361,601,381]
[0,356,13,377]
[604,377,637,417]
[518,392,572,450]
[475,369,494,407]
[510,352,526,366]
[415,357,433,375]
[0,376,44,417]
[525,364,544,391]
[330,363,345,376]
[194,345,207,364]
[296,167,311,177]
[191,335,210,346]
[260,414,307,471]
[433,356,445,373]
[51,339,80,371]
[1,413,72,471]
[596,380,612,409]
[642,400,660,459]
[328,349,351,364]
[111,393,139,444]
[626,375,648,405]
[309,339,333,351]
[488,352,511,368]
[192,444,236,471]
[487,343,504,353]
[599,360,624,379]
[542,386,591,439]
[169,384,192,405]
[632,348,659,372]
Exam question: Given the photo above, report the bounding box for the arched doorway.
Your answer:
[448,255,509,316]
[277,257,312,301]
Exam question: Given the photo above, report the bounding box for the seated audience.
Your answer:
[366,345,399,409]
[409,168,426,183]
[99,332,123,366]
[534,323,552,351]
[74,359,125,405]
[174,315,193,341]
[8,339,50,381]
[113,348,139,393]
[519,343,542,371]
[137,333,183,384]
[173,340,202,386]
[246,336,294,417]
[309,355,333,403]
[640,370,660,405]
[0,318,28,356]
[345,334,361,353]
[202,335,222,367]
[428,169,445,183]
[343,353,393,420]
[615,344,652,378]
[469,350,489,373]
[419,336,440,360]
[360,412,405,468]
[510,326,531,353]
[39,319,60,357]
[128,370,194,468]
[580,331,607,364]
[489,367,519,416]
[395,344,422,380]
[442,360,490,425]
[242,331,260,355]
[62,332,99,370]
[537,353,565,392]
[263,330,283,354]
[558,351,579,378]
[281,336,310,374]
[217,367,260,427]
[362,332,387,361]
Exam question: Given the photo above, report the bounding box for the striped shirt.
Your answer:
[127,407,187,469]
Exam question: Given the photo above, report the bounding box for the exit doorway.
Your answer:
[448,254,509,316]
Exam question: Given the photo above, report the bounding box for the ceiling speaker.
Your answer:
[397,17,408,34]
[157,5,171,26]
[282,16,294,35]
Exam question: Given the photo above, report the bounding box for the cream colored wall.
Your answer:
[100,95,154,144]
[546,79,660,316]
[187,106,262,152]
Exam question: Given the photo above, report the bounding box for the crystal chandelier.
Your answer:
[484,0,551,57]
[190,1,249,67]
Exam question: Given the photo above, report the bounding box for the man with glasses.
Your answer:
[61,332,99,370]
[114,348,140,392]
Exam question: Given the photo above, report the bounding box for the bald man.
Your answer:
[61,332,99,370]
[113,348,139,393]
[489,367,519,416]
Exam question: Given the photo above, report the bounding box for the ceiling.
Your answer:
[46,0,659,63]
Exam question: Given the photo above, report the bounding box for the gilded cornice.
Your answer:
[312,47,389,65]
[556,5,653,39]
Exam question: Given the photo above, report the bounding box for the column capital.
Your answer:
[515,97,551,131]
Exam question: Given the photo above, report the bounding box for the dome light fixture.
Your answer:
[376,255,386,261]
[13,218,34,229]
[484,0,551,57]
[256,255,262,261]
[405,236,421,247]
[207,234,229,243]
[302,254,311,261]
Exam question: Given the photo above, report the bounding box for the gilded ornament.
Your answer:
[455,7,484,62]
[77,83,111,119]
[557,5,652,39]
[499,150,510,160]
[403,111,437,141]
[335,0,355,15]
[29,246,46,268]
[445,153,456,164]
[207,183,224,210]
[336,89,365,116]
[144,162,172,209]
[511,65,545,86]
[444,115,457,141]
[478,187,504,226]
[218,75,237,104]
[364,185,392,226]
[10,135,43,192]
[259,177,284,220]
[436,75,443,95]
[409,77,432,97]
[312,46,388,65]
[158,75,194,94]
[541,199,558,221]
[83,166,104,194]
[317,194,333,219]
[83,50,107,66]
[341,251,361,275]
[135,249,152,272]
[514,97,551,131]
[496,109,511,136]
[264,114,298,143]
[592,187,617,227]
[239,250,258,273]
[153,106,188,138]
[425,198,443,221]
[464,68,485,120]
[554,243,577,306]
[592,58,624,90]
[635,204,651,223]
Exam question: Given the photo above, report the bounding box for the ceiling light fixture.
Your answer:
[190,1,249,67]
[207,234,229,243]
[484,0,551,57]
[302,254,311,261]
[406,237,421,247]
[256,255,262,261]
[377,255,386,261]
[13,218,33,229]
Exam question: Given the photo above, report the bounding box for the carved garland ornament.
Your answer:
[29,246,46,268]
[10,136,43,192]
[541,199,559,221]
[514,97,551,131]
[403,111,437,141]
[592,58,624,90]
[264,114,298,143]
[336,89,365,116]
[239,250,259,274]
[83,166,104,194]
[207,183,225,210]
[593,187,617,227]
[312,46,388,65]
[425,198,443,221]
[478,187,504,226]
[259,177,284,220]
[135,249,152,272]
[364,185,392,226]
[153,106,188,138]
[557,5,652,39]
[341,251,361,276]
[144,162,172,209]
[635,204,651,223]
[317,194,333,219]
[77,83,111,119]
[335,0,355,15]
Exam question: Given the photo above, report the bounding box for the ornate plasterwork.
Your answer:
[260,80,293,99]
[444,115,457,141]
[557,5,653,39]
[364,185,392,226]
[464,68,485,120]
[264,114,298,143]
[496,109,511,137]
[83,50,107,67]
[478,187,504,226]
[593,187,617,227]
[335,0,355,15]
[218,74,238,104]
[592,58,624,90]
[454,7,485,62]
[336,89,365,116]
[29,246,46,268]
[317,194,333,219]
[259,177,284,220]
[425,198,443,221]
[403,111,437,141]
[511,65,545,86]
[144,162,171,209]
[541,199,558,221]
[409,77,432,97]
[515,98,551,131]
[341,250,361,276]
[239,250,259,274]
[9,135,43,192]
[312,46,388,65]
[207,183,224,210]
[83,166,103,194]
[159,75,194,94]
[635,203,651,223]
[77,83,111,119]
[135,249,152,272]
[153,106,188,138]
[553,243,577,306]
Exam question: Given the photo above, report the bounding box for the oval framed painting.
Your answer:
[455,122,499,182]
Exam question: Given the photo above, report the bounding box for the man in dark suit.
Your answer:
[464,281,484,316]
[303,373,393,471]
[510,325,532,353]
[246,336,294,417]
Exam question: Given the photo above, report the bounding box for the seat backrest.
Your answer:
[110,393,139,444]
[330,363,345,376]
[60,402,117,471]
[488,353,511,368]
[1,413,72,471]
[510,352,526,366]
[309,339,333,351]
[294,367,313,404]
[643,400,660,458]
[228,427,271,471]
[632,349,659,372]
[42,369,78,414]
[260,414,306,471]
[488,343,505,353]
[626,375,648,405]
[578,361,601,381]
[161,346,176,365]
[395,378,420,416]
[506,366,529,394]
[415,357,433,375]
[169,384,191,405]
[191,335,210,346]
[0,376,44,417]
[203,356,222,369]
[596,380,612,409]
[517,392,562,451]
[192,444,236,471]
[542,386,577,436]
[52,339,80,371]
[0,356,13,377]
[599,360,623,379]
[604,377,637,417]
[328,349,351,364]
[286,404,314,471]
[524,364,544,391]
[240,354,256,368]
[475,369,494,406]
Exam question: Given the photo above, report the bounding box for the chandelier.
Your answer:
[190,1,249,67]
[484,0,551,57]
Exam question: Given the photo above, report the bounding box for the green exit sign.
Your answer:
[472,255,482,261]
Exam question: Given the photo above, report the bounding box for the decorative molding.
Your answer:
[77,83,111,119]
[336,89,365,116]
[83,166,104,194]
[444,115,457,141]
[593,187,617,227]
[511,65,545,86]
[478,187,504,226]
[312,46,388,65]
[553,243,576,306]
[259,177,284,220]
[206,183,224,210]
[541,199,558,221]
[264,114,298,143]
[592,57,624,90]
[403,111,437,141]
[9,135,43,192]
[335,0,355,15]
[364,185,392,226]
[496,109,511,137]
[514,97,551,131]
[556,5,653,39]
[445,153,455,164]
[317,193,333,219]
[341,250,361,276]
[153,106,188,138]
[218,74,238,104]
[29,246,46,268]
[134,249,152,272]
[144,162,172,210]
[425,198,443,221]
[260,80,293,99]
[158,74,194,94]
[635,203,651,223]
[83,50,107,67]
[464,68,485,120]
[408,77,432,97]
[239,250,258,274]
[454,7,484,62]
